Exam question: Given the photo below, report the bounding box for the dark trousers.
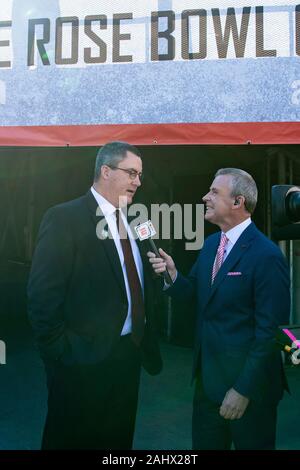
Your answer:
[42,335,141,450]
[192,378,277,450]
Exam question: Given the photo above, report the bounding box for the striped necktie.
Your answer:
[211,233,228,284]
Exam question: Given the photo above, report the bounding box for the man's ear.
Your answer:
[101,165,110,180]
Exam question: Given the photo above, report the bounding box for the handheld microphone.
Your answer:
[135,220,173,285]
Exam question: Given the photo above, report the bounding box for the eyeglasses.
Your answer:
[109,165,144,181]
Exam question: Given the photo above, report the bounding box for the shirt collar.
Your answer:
[224,217,252,246]
[90,186,116,217]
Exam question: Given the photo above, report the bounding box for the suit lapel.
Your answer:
[203,223,257,311]
[84,191,127,296]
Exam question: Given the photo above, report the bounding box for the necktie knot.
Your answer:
[116,209,128,240]
[219,233,228,249]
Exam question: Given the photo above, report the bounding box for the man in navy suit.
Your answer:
[28,141,162,449]
[148,168,290,450]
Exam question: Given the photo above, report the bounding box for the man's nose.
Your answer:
[202,193,209,202]
[133,175,142,187]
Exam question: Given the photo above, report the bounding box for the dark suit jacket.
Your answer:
[169,223,290,404]
[27,191,162,376]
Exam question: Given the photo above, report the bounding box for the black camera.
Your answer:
[272,185,300,364]
[272,185,300,240]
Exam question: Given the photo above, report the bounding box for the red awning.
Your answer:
[0,122,300,146]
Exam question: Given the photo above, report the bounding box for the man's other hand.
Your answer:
[219,388,249,420]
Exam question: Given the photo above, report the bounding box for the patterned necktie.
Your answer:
[211,233,228,284]
[116,209,145,345]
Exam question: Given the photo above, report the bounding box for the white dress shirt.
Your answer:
[91,186,144,335]
[222,217,252,261]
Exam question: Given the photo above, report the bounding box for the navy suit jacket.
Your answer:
[168,223,290,404]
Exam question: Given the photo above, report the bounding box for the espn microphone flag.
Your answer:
[135,221,173,285]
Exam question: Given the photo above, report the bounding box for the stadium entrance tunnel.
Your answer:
[1,144,300,345]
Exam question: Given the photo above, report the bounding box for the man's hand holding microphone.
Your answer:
[147,248,177,285]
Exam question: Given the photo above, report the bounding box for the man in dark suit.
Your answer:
[148,168,290,450]
[28,141,162,450]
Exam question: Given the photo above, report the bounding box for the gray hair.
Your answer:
[94,141,142,182]
[215,168,258,214]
